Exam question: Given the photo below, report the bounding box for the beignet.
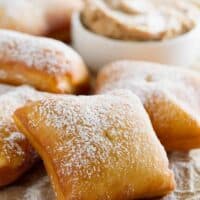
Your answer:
[0,86,45,186]
[0,0,83,42]
[96,61,200,151]
[0,30,90,94]
[14,90,175,200]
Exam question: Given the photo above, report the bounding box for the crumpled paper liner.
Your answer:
[164,150,200,200]
[0,162,54,200]
[1,150,200,200]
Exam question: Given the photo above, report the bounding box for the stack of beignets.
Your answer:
[3,10,199,198]
[0,86,45,186]
[0,30,90,94]
[14,90,175,200]
[0,28,90,188]
[96,61,200,151]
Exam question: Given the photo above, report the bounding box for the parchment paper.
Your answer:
[1,150,200,200]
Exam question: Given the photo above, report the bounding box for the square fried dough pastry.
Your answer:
[0,30,90,94]
[14,90,175,200]
[0,86,45,187]
[96,61,200,151]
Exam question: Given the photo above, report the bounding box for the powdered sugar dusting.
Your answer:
[96,61,200,123]
[0,86,45,167]
[0,83,15,95]
[0,30,82,74]
[26,90,170,199]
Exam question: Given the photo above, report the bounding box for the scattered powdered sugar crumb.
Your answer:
[4,132,26,143]
[166,150,200,199]
[0,30,82,74]
[27,91,169,198]
[23,176,51,200]
[0,86,45,163]
[0,163,55,200]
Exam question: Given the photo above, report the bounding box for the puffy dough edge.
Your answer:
[0,30,90,94]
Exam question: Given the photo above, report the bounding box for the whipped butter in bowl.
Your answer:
[72,0,200,71]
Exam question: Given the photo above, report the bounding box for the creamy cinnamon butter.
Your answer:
[82,0,200,41]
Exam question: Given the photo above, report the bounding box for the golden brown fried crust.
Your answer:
[95,61,200,151]
[0,130,37,187]
[0,30,90,94]
[47,28,71,43]
[0,86,45,186]
[14,91,175,200]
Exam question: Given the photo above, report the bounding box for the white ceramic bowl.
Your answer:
[72,13,200,72]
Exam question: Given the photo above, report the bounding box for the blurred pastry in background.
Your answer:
[0,0,46,35]
[43,0,83,42]
[0,0,83,42]
[14,90,175,200]
[0,30,90,94]
[0,86,45,187]
[96,61,200,151]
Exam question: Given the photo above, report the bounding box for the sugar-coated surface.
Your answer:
[96,61,200,123]
[0,30,82,74]
[0,86,44,164]
[24,90,172,199]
